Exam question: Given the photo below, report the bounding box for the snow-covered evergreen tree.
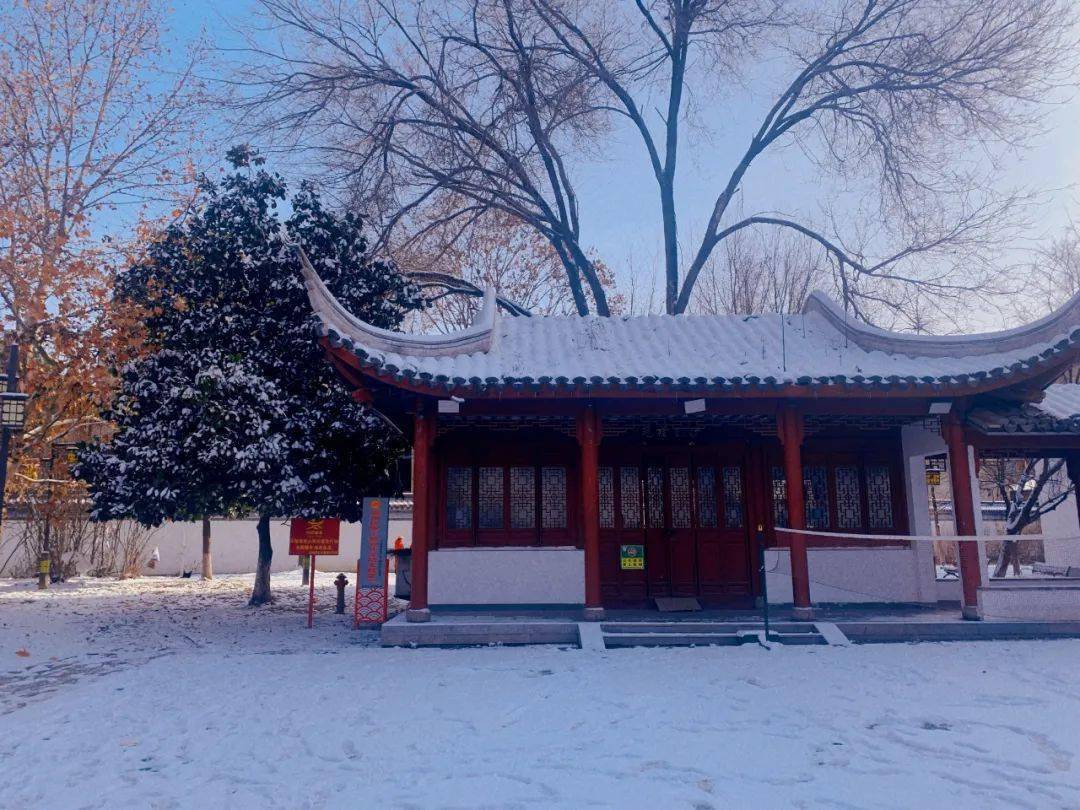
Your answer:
[76,147,423,604]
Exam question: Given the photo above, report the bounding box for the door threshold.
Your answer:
[654,597,702,612]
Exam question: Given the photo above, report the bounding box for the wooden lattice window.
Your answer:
[478,466,504,530]
[722,466,744,529]
[541,466,567,529]
[768,452,900,538]
[509,466,536,530]
[670,466,692,529]
[696,466,718,528]
[866,465,894,528]
[446,466,473,530]
[646,466,664,529]
[620,466,642,528]
[835,465,862,529]
[599,466,615,529]
[771,467,788,528]
[804,466,830,529]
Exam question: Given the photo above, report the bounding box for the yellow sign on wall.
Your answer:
[620,544,645,570]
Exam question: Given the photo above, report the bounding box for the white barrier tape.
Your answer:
[773,527,1080,544]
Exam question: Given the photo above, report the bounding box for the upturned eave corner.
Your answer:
[802,287,1080,359]
[298,243,499,358]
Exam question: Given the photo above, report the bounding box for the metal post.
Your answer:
[757,525,771,642]
[0,345,20,545]
[37,449,54,590]
[307,555,316,628]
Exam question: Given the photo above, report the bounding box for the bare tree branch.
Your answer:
[235,0,1076,318]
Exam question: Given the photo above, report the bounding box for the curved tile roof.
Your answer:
[1035,384,1080,420]
[969,384,1080,435]
[303,259,1080,395]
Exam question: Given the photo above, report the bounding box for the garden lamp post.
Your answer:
[0,344,27,549]
[37,441,80,590]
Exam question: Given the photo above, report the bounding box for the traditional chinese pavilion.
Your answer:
[303,261,1080,623]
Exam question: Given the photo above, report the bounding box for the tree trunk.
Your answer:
[201,515,213,580]
[249,514,273,605]
[993,538,1019,578]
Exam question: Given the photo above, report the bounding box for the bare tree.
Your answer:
[980,457,1074,578]
[395,199,617,330]
[1032,219,1080,310]
[237,0,1073,318]
[1017,218,1080,380]
[692,226,829,315]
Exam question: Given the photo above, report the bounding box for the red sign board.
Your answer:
[289,519,341,556]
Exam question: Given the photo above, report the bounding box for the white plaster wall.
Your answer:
[0,516,413,577]
[900,422,949,604]
[1042,491,1080,568]
[148,520,295,575]
[935,578,962,601]
[429,546,585,605]
[765,546,931,604]
[979,583,1080,620]
[0,518,294,577]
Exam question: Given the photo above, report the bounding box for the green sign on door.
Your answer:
[620,544,645,570]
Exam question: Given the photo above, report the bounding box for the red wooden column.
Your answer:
[943,413,982,620]
[777,406,813,620]
[577,405,604,620]
[407,399,436,623]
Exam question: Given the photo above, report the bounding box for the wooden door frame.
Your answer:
[598,438,756,607]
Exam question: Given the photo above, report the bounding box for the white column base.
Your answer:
[961,604,982,621]
[792,605,816,622]
[582,606,605,622]
[406,608,431,623]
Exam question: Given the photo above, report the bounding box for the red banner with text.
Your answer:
[289,519,341,556]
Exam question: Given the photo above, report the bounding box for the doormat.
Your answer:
[654,597,702,612]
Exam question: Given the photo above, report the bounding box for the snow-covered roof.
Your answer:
[1034,384,1080,420]
[969,384,1080,436]
[304,259,1080,397]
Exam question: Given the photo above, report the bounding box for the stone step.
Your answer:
[600,629,827,648]
[600,622,817,635]
[602,632,746,648]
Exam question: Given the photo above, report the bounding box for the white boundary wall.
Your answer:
[429,546,585,605]
[0,516,412,577]
[1043,490,1080,568]
[979,581,1080,620]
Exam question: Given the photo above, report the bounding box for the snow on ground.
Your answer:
[2,573,1080,809]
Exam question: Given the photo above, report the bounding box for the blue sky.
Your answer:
[167,0,1080,327]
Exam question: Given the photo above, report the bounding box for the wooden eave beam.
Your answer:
[967,432,1080,453]
[318,339,1080,406]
